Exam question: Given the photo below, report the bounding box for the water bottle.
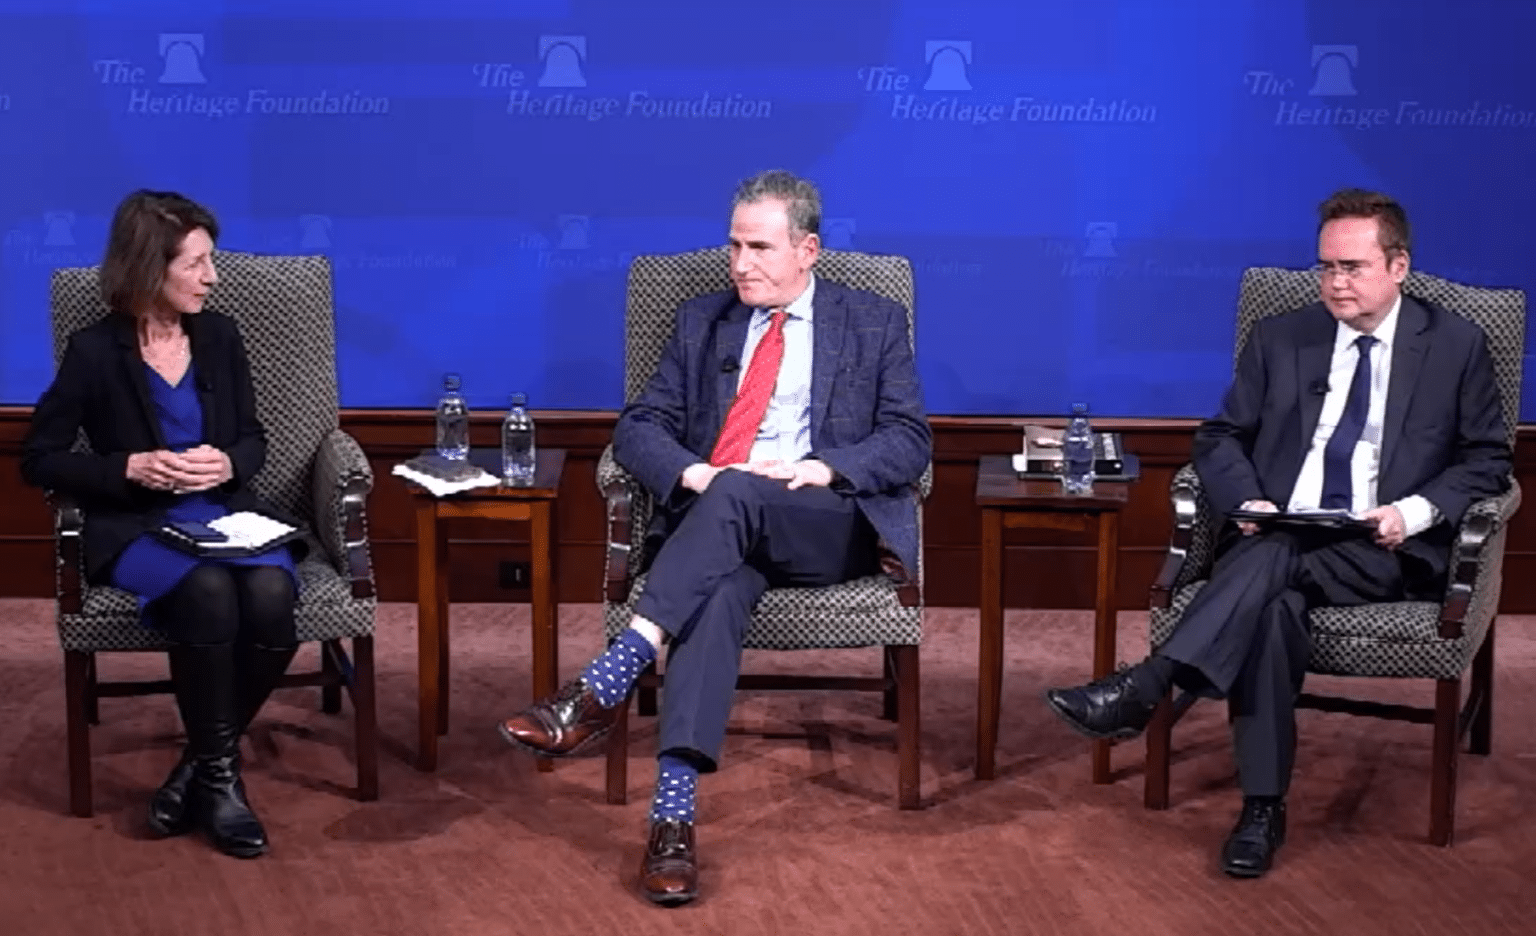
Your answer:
[435,373,470,461]
[1061,402,1095,494]
[501,392,537,486]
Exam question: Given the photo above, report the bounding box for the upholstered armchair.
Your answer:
[599,247,930,810]
[48,251,380,817]
[1145,268,1524,845]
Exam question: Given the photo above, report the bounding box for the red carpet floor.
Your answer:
[2,600,1534,935]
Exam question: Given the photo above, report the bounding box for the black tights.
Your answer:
[153,564,297,649]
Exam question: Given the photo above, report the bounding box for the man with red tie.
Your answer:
[498,170,931,905]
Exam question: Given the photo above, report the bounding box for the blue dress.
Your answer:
[111,361,298,622]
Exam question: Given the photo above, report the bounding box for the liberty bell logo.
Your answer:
[924,40,973,91]
[538,36,587,88]
[43,211,77,247]
[822,219,856,250]
[1309,45,1358,96]
[557,215,589,250]
[1084,222,1118,259]
[299,215,332,250]
[158,34,207,84]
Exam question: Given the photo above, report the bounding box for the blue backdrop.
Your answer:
[1,0,1532,416]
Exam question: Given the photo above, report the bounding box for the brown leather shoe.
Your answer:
[497,679,622,757]
[640,819,698,906]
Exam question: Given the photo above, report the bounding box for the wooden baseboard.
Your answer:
[3,406,1535,611]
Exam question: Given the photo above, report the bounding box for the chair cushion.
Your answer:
[1151,581,1485,681]
[57,557,375,652]
[605,572,922,651]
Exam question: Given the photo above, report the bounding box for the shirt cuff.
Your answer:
[1392,495,1442,538]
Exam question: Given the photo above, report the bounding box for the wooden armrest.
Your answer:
[48,491,85,615]
[1149,476,1201,610]
[1438,481,1522,639]
[604,480,634,604]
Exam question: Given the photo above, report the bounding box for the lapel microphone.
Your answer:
[1308,379,1330,395]
[720,356,739,374]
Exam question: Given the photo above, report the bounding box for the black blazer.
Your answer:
[1193,294,1512,581]
[21,310,303,583]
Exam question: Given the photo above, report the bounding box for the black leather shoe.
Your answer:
[640,819,698,906]
[1221,799,1286,878]
[1044,669,1158,740]
[190,753,269,859]
[498,679,623,757]
[146,750,196,837]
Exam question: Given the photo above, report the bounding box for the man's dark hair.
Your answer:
[100,189,219,315]
[1318,188,1410,259]
[732,170,821,241]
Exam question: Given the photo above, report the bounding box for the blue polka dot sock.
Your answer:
[579,627,657,708]
[649,754,699,825]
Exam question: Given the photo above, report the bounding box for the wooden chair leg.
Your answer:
[1470,621,1495,757]
[321,640,343,715]
[894,644,921,810]
[64,650,94,818]
[606,696,631,805]
[1143,693,1175,810]
[351,636,379,802]
[881,646,898,722]
[637,662,658,717]
[84,653,101,726]
[1429,678,1460,846]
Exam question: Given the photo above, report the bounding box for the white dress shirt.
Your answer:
[1285,294,1440,536]
[738,274,815,464]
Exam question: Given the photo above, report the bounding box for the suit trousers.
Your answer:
[1158,528,1410,797]
[631,469,878,771]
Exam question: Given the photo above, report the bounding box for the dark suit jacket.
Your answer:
[1193,294,1511,581]
[21,310,301,583]
[612,278,932,579]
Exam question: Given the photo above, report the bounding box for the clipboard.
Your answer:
[1228,508,1378,533]
[152,512,304,558]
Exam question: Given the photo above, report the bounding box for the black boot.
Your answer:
[237,642,299,729]
[147,751,196,837]
[148,642,296,837]
[168,641,270,858]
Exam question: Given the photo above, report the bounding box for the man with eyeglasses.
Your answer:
[1045,188,1510,877]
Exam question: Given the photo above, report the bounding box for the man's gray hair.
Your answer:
[732,170,821,241]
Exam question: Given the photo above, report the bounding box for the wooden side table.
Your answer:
[402,448,566,772]
[974,454,1134,784]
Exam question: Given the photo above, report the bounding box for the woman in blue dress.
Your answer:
[22,191,303,859]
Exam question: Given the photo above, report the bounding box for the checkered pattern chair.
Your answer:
[1144,267,1524,845]
[600,247,930,810]
[49,251,380,817]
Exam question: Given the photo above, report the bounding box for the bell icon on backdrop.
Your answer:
[557,215,589,250]
[1084,222,1118,258]
[538,36,587,88]
[43,211,76,247]
[158,34,207,84]
[1309,45,1358,96]
[924,40,973,91]
[822,218,856,250]
[299,215,332,250]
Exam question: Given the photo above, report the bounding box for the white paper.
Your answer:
[391,463,501,497]
[206,511,297,549]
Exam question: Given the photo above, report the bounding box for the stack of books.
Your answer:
[391,452,501,496]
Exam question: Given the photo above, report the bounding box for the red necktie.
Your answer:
[709,310,787,467]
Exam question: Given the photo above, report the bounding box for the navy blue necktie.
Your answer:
[1319,334,1378,510]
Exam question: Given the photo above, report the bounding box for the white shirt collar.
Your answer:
[761,273,816,322]
[1335,291,1402,352]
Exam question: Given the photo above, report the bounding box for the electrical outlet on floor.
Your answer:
[498,561,531,590]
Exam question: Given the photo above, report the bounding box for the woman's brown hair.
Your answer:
[99,190,219,315]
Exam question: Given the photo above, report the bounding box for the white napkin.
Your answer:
[391,463,501,497]
[207,511,297,549]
